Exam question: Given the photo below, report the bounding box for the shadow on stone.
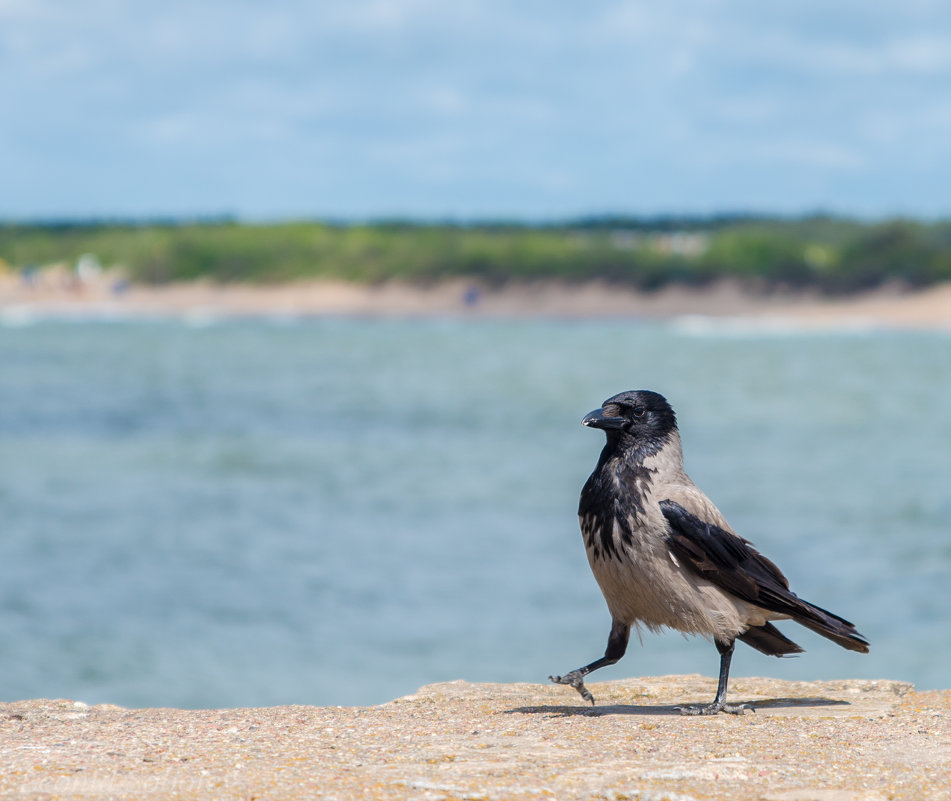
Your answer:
[750,696,851,709]
[506,704,687,717]
[507,696,850,717]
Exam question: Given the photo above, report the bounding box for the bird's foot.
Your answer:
[549,670,596,705]
[677,701,754,716]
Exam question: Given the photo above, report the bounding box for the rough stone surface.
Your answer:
[1,676,949,800]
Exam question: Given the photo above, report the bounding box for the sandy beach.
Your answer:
[2,266,951,329]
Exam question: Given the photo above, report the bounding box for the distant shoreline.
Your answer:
[2,270,950,330]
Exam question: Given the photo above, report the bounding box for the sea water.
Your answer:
[0,315,948,708]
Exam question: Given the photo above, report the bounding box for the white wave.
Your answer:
[0,305,38,327]
[670,314,880,338]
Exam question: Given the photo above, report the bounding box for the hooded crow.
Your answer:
[550,389,869,715]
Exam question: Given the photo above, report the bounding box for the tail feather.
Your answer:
[786,597,870,654]
[739,623,803,656]
[796,604,870,653]
[740,603,870,657]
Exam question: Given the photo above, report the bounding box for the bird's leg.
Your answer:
[679,638,753,716]
[550,620,629,705]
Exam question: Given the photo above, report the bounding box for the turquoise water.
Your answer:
[1,316,948,708]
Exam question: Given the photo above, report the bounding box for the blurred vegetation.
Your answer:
[2,215,950,293]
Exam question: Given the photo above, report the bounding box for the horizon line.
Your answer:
[2,209,948,229]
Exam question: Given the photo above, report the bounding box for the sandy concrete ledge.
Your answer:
[2,676,948,800]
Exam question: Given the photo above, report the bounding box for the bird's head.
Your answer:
[583,390,678,453]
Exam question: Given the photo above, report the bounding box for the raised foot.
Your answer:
[549,670,596,705]
[678,702,754,716]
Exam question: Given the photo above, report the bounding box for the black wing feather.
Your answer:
[660,499,869,654]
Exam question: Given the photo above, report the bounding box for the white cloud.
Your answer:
[884,36,951,74]
[859,102,951,145]
[418,87,468,116]
[754,141,867,171]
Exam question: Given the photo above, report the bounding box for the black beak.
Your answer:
[582,408,626,430]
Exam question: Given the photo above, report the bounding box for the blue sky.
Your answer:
[2,0,949,220]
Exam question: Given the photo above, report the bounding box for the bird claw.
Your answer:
[549,671,596,705]
[677,702,754,716]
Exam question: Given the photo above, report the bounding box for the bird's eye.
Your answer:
[631,406,646,419]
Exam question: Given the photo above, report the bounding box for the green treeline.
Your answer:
[2,216,950,293]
